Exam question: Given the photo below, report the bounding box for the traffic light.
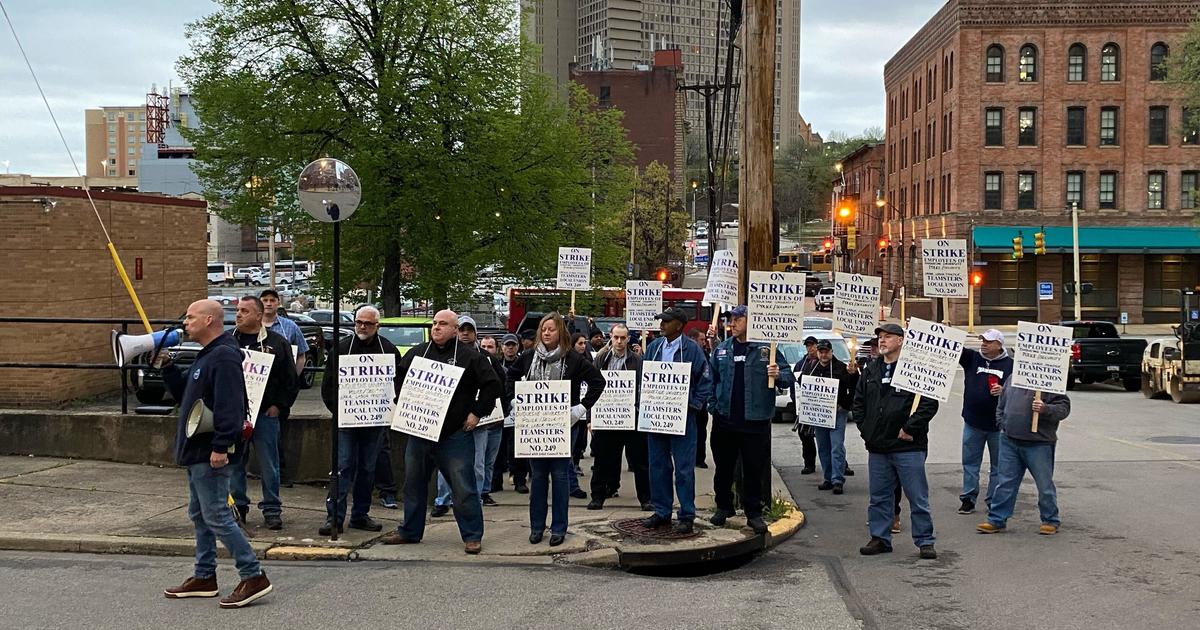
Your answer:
[822,237,834,251]
[971,271,984,286]
[655,267,669,282]
[877,237,890,258]
[1034,230,1046,255]
[1012,233,1024,260]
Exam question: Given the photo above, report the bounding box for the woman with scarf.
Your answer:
[507,312,605,546]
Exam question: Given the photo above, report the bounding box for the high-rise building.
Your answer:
[524,0,802,149]
[84,105,146,179]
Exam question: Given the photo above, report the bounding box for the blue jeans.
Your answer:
[475,426,503,496]
[647,409,698,521]
[434,472,453,507]
[568,423,584,495]
[401,429,483,542]
[230,415,281,517]
[867,451,935,547]
[961,423,1000,505]
[987,434,1060,527]
[815,409,848,485]
[186,462,262,580]
[325,426,385,524]
[528,457,573,535]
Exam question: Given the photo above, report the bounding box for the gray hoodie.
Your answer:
[995,375,1071,443]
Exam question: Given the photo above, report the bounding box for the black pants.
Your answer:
[799,431,816,468]
[590,429,650,503]
[572,422,588,465]
[492,426,511,491]
[695,411,710,465]
[375,430,398,496]
[501,426,529,485]
[712,425,772,519]
[277,408,294,484]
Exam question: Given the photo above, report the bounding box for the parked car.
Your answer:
[1061,320,1147,391]
[309,309,355,346]
[814,287,835,312]
[773,330,852,422]
[377,316,433,357]
[804,316,834,330]
[805,275,825,296]
[284,312,327,389]
[593,317,626,338]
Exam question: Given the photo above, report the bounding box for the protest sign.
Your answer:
[591,370,637,430]
[1012,321,1073,394]
[921,239,968,298]
[626,280,663,330]
[338,353,397,428]
[703,250,739,307]
[892,317,968,403]
[389,356,461,438]
[638,360,692,435]
[747,270,807,343]
[796,375,840,429]
[241,349,275,427]
[476,399,504,427]
[833,273,882,336]
[556,247,592,291]
[514,380,572,457]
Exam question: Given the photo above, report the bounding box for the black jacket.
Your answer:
[795,357,859,411]
[852,357,939,453]
[235,327,299,416]
[163,333,246,466]
[486,353,512,418]
[396,338,503,440]
[594,346,643,407]
[321,333,402,414]
[507,348,606,410]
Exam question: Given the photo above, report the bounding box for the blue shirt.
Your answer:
[267,315,309,355]
[659,335,683,362]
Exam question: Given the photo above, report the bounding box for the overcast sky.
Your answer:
[0,0,947,176]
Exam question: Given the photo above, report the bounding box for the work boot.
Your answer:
[709,508,733,526]
[859,538,893,555]
[919,545,938,560]
[264,514,283,531]
[218,572,273,608]
[1039,524,1059,535]
[641,513,670,529]
[318,520,343,536]
[747,517,769,535]
[586,499,604,510]
[348,516,383,532]
[976,522,1006,534]
[164,576,218,599]
[957,499,976,514]
[380,531,419,545]
[431,504,450,518]
[673,520,694,534]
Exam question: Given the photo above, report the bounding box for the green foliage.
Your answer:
[764,493,795,521]
[773,129,884,244]
[623,161,690,277]
[1168,17,1200,135]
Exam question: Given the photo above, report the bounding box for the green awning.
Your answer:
[972,225,1200,254]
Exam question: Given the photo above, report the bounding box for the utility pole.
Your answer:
[738,0,776,302]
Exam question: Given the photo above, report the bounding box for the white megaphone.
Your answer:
[111,328,181,367]
[186,399,215,438]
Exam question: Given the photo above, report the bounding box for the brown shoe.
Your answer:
[976,522,1006,534]
[380,531,419,545]
[891,516,901,534]
[464,541,482,555]
[164,576,218,599]
[1039,523,1059,535]
[218,572,272,608]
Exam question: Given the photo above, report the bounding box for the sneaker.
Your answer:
[218,572,272,608]
[844,467,855,477]
[891,516,902,534]
[642,513,670,529]
[380,495,399,509]
[164,576,218,599]
[859,538,893,555]
[709,508,733,526]
[514,482,530,494]
[318,520,342,536]
[264,514,283,530]
[1039,523,1059,535]
[747,517,769,535]
[569,489,588,499]
[832,484,844,495]
[348,516,383,532]
[695,461,709,469]
[380,531,419,545]
[800,466,816,475]
[431,504,450,518]
[957,499,976,514]
[586,499,604,510]
[464,541,482,555]
[481,494,498,507]
[673,520,694,534]
[976,522,1006,534]
[817,481,834,491]
[640,501,654,512]
[919,545,938,560]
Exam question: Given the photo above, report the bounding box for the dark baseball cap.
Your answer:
[655,308,689,325]
[520,329,535,340]
[863,337,878,347]
[875,323,905,337]
[722,305,748,318]
[501,333,519,345]
[804,336,819,345]
[816,339,833,350]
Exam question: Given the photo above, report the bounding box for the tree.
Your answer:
[178,0,633,313]
[1169,19,1200,137]
[772,129,884,243]
[622,161,689,277]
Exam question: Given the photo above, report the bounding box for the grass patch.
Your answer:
[764,493,794,521]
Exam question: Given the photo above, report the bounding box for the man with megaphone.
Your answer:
[161,299,273,608]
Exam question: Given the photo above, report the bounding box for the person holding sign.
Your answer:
[382,310,502,555]
[642,308,713,534]
[977,377,1071,536]
[319,306,401,537]
[229,296,298,531]
[495,334,529,494]
[705,305,793,534]
[853,323,940,560]
[506,312,605,546]
[460,315,509,507]
[955,329,1013,515]
[800,339,859,496]
[588,323,650,511]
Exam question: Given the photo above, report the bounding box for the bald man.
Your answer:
[162,300,273,607]
[381,309,503,554]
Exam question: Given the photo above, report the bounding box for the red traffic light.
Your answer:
[656,268,669,282]
[877,237,890,249]
[971,271,984,286]
[822,238,834,251]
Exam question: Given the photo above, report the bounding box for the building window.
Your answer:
[1066,171,1084,208]
[129,159,136,166]
[985,45,1004,82]
[107,112,115,122]
[598,85,611,108]
[947,111,953,149]
[127,147,135,155]
[1148,171,1165,209]
[1018,45,1037,82]
[1184,108,1200,145]
[1099,171,1118,209]
[108,135,116,145]
[108,147,116,155]
[1150,42,1169,81]
[107,123,116,133]
[128,169,136,176]
[1183,171,1198,209]
[1100,107,1119,146]
[1018,107,1037,146]
[1068,43,1087,81]
[1017,172,1036,209]
[984,172,1002,209]
[985,108,1003,146]
[1149,106,1169,146]
[1101,43,1120,81]
[1066,107,1086,146]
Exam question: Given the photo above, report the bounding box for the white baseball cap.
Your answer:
[980,329,1005,343]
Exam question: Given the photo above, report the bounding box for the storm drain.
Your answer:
[610,517,701,541]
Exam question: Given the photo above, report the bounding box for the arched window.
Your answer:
[1019,44,1038,82]
[1150,42,1169,81]
[1101,43,1120,81]
[985,44,1004,82]
[1067,43,1087,81]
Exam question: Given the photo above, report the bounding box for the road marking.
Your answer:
[1099,436,1200,470]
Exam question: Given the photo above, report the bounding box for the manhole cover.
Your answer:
[1146,436,1200,445]
[610,517,701,541]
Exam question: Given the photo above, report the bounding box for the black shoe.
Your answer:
[673,520,694,534]
[235,504,249,525]
[832,484,844,495]
[709,508,733,526]
[586,499,604,510]
[747,517,768,535]
[695,461,709,469]
[430,505,450,518]
[529,531,544,544]
[642,514,670,529]
[514,483,530,495]
[282,480,295,488]
[264,514,283,530]
[844,467,855,477]
[348,516,383,532]
[318,520,343,536]
[957,499,976,514]
[919,544,938,560]
[859,537,893,555]
[549,534,565,546]
[800,466,816,475]
[640,502,654,512]
[817,481,834,491]
[574,465,583,476]
[569,489,587,499]
[491,483,504,493]
[481,494,498,507]
[606,490,620,499]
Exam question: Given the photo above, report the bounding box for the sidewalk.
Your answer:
[0,453,802,569]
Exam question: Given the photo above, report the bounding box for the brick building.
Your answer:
[832,143,887,275]
[0,187,207,406]
[883,0,1200,324]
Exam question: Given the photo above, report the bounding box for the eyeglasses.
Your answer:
[354,320,378,327]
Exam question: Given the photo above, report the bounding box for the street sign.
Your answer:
[1038,282,1053,301]
[847,226,856,249]
[1120,312,1129,324]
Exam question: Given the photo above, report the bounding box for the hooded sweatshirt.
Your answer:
[995,375,1071,443]
[959,347,1014,432]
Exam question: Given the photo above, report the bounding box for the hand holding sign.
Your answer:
[1012,321,1073,432]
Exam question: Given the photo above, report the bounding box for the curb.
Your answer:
[0,531,272,559]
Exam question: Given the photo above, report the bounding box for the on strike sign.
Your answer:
[591,370,637,430]
[703,250,739,306]
[638,360,691,435]
[748,270,807,343]
[833,273,882,336]
[390,356,463,439]
[241,349,275,427]
[556,247,592,290]
[796,375,839,429]
[892,317,968,403]
[625,280,663,330]
[339,353,398,428]
[921,239,968,298]
[1012,321,1074,394]
[514,380,572,457]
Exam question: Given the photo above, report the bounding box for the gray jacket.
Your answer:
[995,375,1071,443]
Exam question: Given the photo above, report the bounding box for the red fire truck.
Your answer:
[506,286,714,337]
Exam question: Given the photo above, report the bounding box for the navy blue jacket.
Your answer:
[164,333,247,466]
[959,348,1013,432]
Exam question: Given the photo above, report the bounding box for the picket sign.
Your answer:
[747,270,807,388]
